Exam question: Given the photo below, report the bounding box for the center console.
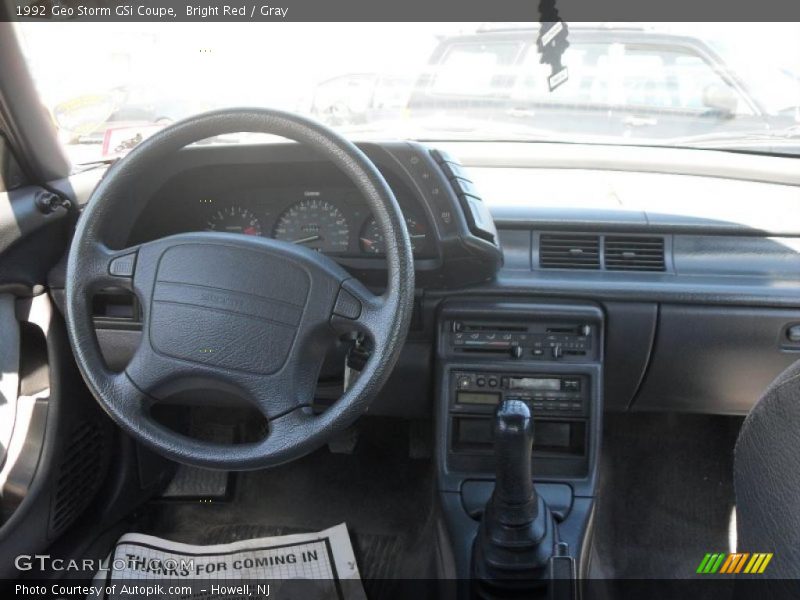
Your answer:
[435,300,604,595]
[448,371,590,477]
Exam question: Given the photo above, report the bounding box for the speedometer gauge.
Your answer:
[273,199,350,253]
[207,206,262,236]
[360,214,428,255]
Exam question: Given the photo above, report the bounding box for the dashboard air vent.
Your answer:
[604,236,665,271]
[539,234,600,269]
[49,419,110,536]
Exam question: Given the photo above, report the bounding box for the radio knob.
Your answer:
[509,346,523,359]
[552,344,563,359]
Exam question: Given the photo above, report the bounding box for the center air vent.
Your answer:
[604,236,665,271]
[539,234,600,269]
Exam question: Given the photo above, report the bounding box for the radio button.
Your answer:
[476,377,486,387]
[488,377,498,387]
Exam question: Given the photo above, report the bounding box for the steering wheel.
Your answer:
[65,109,415,470]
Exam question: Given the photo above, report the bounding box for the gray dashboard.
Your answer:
[455,143,800,307]
[427,144,800,416]
[42,139,800,417]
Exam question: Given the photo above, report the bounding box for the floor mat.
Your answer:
[131,419,438,597]
[591,412,743,580]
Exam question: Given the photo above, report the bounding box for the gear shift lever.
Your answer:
[473,400,557,590]
[493,400,538,523]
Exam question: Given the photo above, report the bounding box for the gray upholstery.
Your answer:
[734,359,800,579]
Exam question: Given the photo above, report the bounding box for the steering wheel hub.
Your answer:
[148,241,311,375]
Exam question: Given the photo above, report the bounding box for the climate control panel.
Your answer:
[446,320,596,362]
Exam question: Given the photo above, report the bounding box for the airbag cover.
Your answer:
[149,243,309,374]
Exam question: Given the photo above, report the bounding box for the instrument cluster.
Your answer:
[199,187,433,258]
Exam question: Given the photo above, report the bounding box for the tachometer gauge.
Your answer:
[360,214,428,255]
[273,199,350,253]
[207,206,262,236]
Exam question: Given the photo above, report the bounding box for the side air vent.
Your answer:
[539,234,600,269]
[49,420,110,536]
[605,236,666,271]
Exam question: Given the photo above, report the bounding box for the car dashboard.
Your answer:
[40,137,800,422]
[124,141,502,287]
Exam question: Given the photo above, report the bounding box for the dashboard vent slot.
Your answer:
[49,419,110,536]
[539,234,600,269]
[604,236,666,271]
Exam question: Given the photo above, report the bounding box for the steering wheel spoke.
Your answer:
[330,278,388,341]
[246,363,319,420]
[78,241,139,294]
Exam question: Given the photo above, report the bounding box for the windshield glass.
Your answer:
[15,22,800,164]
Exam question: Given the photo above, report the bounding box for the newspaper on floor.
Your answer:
[90,523,367,600]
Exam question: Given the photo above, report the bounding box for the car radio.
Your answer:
[447,370,591,473]
[451,371,587,417]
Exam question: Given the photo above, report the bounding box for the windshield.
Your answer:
[15,22,800,164]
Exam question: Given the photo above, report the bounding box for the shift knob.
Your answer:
[493,400,538,522]
[472,400,557,588]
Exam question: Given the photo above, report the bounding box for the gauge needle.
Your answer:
[410,234,426,239]
[292,235,321,244]
[360,238,375,247]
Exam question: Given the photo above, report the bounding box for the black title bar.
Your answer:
[3,0,800,22]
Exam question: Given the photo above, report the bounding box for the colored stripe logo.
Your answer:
[697,553,773,574]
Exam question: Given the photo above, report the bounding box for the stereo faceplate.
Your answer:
[451,371,588,418]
